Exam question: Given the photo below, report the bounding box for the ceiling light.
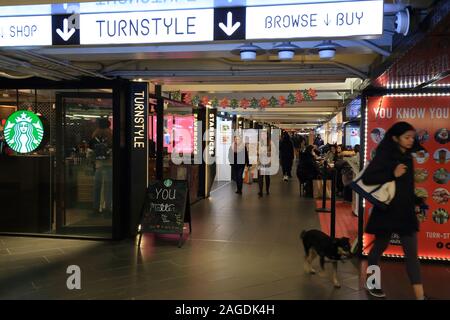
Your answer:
[395,8,410,36]
[231,43,264,61]
[315,40,339,60]
[272,42,300,61]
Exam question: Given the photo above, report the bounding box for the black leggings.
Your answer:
[258,172,270,194]
[368,232,422,285]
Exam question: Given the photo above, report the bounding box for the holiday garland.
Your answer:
[170,89,317,109]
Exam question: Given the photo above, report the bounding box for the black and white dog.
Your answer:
[301,230,352,288]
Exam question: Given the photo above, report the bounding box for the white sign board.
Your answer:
[246,0,383,40]
[80,9,214,45]
[0,16,52,46]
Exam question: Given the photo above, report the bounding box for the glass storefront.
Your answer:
[148,100,201,203]
[0,88,115,238]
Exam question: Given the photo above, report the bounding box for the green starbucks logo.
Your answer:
[4,111,44,153]
[164,179,173,187]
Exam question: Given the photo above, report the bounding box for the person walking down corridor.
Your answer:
[229,135,249,195]
[279,131,294,181]
[362,122,426,299]
[257,136,272,197]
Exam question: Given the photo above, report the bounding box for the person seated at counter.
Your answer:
[324,144,338,164]
[297,145,319,198]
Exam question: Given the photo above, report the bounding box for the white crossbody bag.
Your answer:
[350,165,396,210]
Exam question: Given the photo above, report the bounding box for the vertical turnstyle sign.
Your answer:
[130,82,148,235]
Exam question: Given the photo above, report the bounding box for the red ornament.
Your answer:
[220,98,230,108]
[240,98,250,109]
[201,96,210,106]
[308,88,317,100]
[278,96,286,107]
[295,90,303,103]
[183,92,192,105]
[259,97,269,109]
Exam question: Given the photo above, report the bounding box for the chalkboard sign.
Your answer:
[138,179,191,247]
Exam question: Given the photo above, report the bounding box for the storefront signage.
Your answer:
[207,110,216,158]
[246,0,383,40]
[0,16,52,46]
[4,111,44,154]
[364,96,450,260]
[132,88,147,149]
[0,0,383,47]
[129,82,148,235]
[138,179,191,247]
[80,9,214,45]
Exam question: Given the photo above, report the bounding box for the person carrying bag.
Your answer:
[354,122,427,300]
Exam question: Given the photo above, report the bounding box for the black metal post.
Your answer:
[330,168,337,240]
[316,161,331,213]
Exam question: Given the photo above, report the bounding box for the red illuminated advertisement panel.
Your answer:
[364,96,450,260]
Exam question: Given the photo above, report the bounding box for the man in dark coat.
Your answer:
[279,131,294,181]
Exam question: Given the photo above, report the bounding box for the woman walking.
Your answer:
[229,135,249,195]
[257,136,272,197]
[279,131,294,181]
[362,122,426,299]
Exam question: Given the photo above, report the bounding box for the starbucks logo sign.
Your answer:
[4,111,44,153]
[164,179,173,187]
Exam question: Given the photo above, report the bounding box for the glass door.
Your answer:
[56,93,113,238]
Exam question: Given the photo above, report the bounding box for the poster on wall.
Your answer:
[364,96,449,260]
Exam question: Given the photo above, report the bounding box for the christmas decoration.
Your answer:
[230,98,239,109]
[171,91,181,101]
[259,97,269,109]
[287,92,296,105]
[278,96,287,107]
[250,98,259,109]
[269,96,278,108]
[220,98,230,108]
[201,96,210,106]
[176,88,317,109]
[240,98,250,109]
[308,88,317,99]
[192,95,200,106]
[211,97,219,108]
[183,92,192,105]
[295,90,303,103]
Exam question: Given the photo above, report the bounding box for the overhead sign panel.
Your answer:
[80,9,214,45]
[246,0,383,40]
[0,0,384,47]
[0,15,52,46]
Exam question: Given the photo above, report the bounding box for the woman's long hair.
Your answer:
[376,121,423,154]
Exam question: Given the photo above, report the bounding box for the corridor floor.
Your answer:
[0,175,449,300]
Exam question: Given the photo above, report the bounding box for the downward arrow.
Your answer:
[219,12,241,36]
[56,18,76,42]
[324,14,331,26]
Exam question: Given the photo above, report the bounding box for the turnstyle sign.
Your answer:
[138,179,191,247]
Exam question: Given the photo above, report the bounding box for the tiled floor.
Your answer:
[0,175,449,300]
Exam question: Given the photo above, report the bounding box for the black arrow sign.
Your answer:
[324,13,331,26]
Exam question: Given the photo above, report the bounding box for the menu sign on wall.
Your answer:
[364,96,450,260]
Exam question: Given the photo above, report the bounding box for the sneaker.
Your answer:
[366,287,386,298]
[258,192,263,197]
[283,176,288,181]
